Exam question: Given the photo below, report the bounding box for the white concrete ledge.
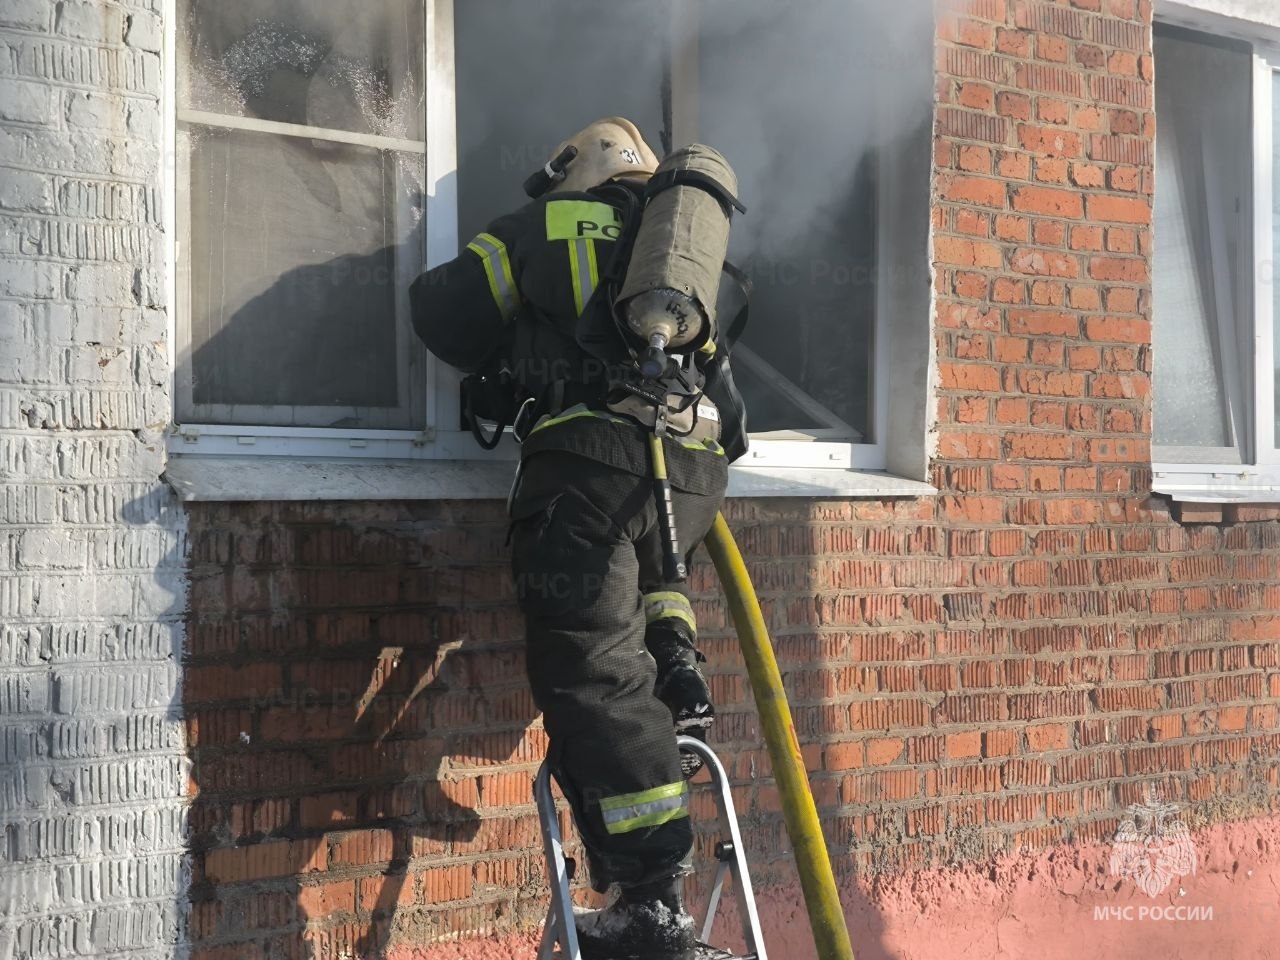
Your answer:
[163,456,937,502]
[1153,482,1280,504]
[728,466,936,499]
[1153,467,1280,503]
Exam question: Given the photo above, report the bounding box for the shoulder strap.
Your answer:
[573,182,643,369]
[595,181,644,284]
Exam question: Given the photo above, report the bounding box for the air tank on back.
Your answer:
[616,144,740,379]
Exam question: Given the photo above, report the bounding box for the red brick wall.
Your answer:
[184,2,1280,957]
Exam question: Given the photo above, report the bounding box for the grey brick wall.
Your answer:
[0,2,187,958]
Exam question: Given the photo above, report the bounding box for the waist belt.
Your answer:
[513,381,607,441]
[513,379,721,446]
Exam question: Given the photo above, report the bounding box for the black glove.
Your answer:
[647,627,715,779]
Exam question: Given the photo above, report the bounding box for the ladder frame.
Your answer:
[535,735,767,960]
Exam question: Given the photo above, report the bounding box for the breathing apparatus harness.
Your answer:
[462,144,748,582]
[588,168,746,583]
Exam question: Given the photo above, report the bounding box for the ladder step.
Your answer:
[537,737,765,960]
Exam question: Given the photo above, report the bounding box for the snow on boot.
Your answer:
[574,877,697,960]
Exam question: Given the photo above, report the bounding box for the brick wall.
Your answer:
[179,1,1280,957]
[928,0,1279,847]
[183,493,1279,959]
[0,2,188,959]
[3,0,1277,957]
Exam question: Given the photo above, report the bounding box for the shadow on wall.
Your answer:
[183,501,541,957]
[178,244,905,957]
[178,212,428,428]
[175,124,903,960]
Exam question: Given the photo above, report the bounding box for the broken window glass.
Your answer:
[176,0,426,428]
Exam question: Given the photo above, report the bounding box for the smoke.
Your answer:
[454,0,934,251]
[175,0,936,434]
[453,0,674,239]
[694,0,936,257]
[450,3,936,435]
[687,0,936,434]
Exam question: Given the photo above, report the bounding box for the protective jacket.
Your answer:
[408,181,747,484]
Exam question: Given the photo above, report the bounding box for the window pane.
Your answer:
[177,0,425,428]
[187,130,403,410]
[1152,28,1250,451]
[1274,71,1280,448]
[696,0,931,438]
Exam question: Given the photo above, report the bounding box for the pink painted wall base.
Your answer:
[389,815,1280,960]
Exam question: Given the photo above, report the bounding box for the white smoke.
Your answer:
[695,0,936,256]
[452,0,934,252]
[451,0,936,434]
[175,0,936,432]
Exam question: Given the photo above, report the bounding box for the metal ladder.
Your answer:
[535,735,767,960]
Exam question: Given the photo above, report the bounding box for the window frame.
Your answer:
[163,0,925,479]
[1252,45,1280,473]
[1151,5,1280,500]
[169,0,433,435]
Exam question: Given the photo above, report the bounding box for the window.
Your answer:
[169,0,933,477]
[1151,19,1280,499]
[174,0,428,433]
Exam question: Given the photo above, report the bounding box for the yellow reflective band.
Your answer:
[600,781,689,835]
[678,437,725,456]
[648,432,669,481]
[568,238,598,316]
[466,232,520,320]
[526,403,630,437]
[644,591,696,634]
[698,340,717,356]
[586,238,599,297]
[546,200,623,242]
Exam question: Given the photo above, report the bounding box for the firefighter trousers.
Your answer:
[508,448,725,889]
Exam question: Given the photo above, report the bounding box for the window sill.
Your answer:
[162,455,937,503]
[1152,466,1280,503]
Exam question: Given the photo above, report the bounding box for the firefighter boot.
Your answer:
[575,875,697,960]
[647,623,714,778]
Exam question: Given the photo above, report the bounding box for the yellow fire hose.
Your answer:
[704,513,856,960]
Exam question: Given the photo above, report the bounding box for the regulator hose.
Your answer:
[704,512,856,960]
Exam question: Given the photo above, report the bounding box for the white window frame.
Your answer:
[164,0,931,482]
[165,0,463,460]
[1153,4,1280,501]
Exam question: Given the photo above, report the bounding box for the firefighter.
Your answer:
[409,117,746,960]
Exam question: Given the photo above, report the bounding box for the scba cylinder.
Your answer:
[617,144,739,364]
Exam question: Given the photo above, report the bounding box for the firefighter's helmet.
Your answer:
[549,117,660,194]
